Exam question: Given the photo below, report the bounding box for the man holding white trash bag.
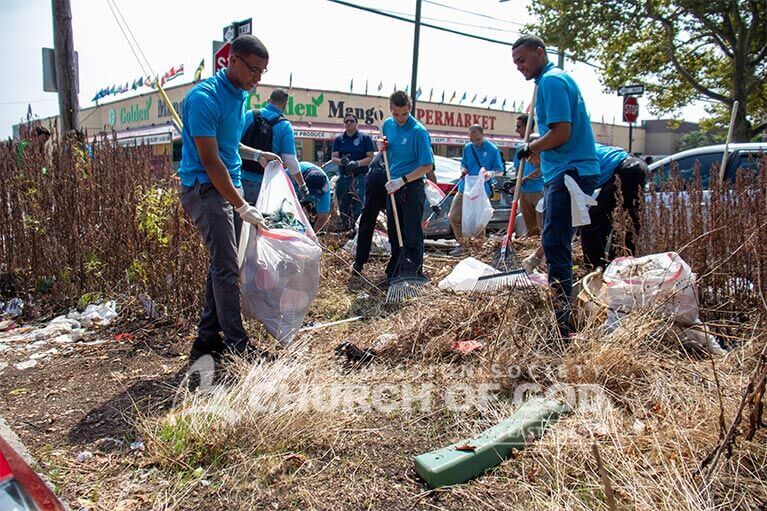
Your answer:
[447,124,502,256]
[178,35,282,363]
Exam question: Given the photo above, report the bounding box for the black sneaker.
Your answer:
[226,341,276,363]
[189,335,227,363]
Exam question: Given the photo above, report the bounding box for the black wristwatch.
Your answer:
[402,174,409,184]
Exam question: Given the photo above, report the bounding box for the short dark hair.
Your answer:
[517,113,535,130]
[269,89,289,106]
[512,35,546,51]
[343,112,358,122]
[231,35,269,60]
[34,126,51,137]
[389,90,411,107]
[468,124,483,134]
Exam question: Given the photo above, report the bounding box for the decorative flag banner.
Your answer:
[365,79,369,95]
[289,71,293,89]
[404,84,409,93]
[378,80,383,91]
[350,78,354,93]
[441,90,445,103]
[501,98,507,110]
[480,95,488,104]
[489,97,497,106]
[415,86,422,99]
[429,88,433,101]
[194,59,205,82]
[450,91,457,102]
[471,93,478,103]
[459,91,467,103]
[161,64,184,85]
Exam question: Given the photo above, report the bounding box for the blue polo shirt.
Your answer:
[595,143,629,187]
[241,102,297,183]
[459,140,503,195]
[381,115,434,180]
[178,69,248,187]
[534,62,599,183]
[294,162,332,214]
[331,130,374,172]
[513,142,544,193]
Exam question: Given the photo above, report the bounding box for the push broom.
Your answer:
[382,147,429,303]
[474,85,537,293]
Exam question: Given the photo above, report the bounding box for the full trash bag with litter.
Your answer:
[238,161,322,346]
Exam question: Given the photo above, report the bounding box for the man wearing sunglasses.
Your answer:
[331,113,375,231]
[178,35,281,364]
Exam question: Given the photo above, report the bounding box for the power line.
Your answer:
[378,7,524,35]
[423,0,528,28]
[105,0,151,78]
[327,0,602,69]
[109,0,156,77]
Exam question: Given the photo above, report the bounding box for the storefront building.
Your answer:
[18,81,645,166]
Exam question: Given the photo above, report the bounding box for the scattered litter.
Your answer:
[372,333,398,350]
[335,341,376,365]
[633,419,647,435]
[0,319,16,331]
[438,258,499,292]
[14,359,38,370]
[344,215,391,256]
[138,293,160,319]
[455,444,477,452]
[29,348,59,360]
[68,301,118,328]
[76,451,93,463]
[2,298,24,318]
[451,340,484,355]
[114,332,135,342]
[130,441,145,451]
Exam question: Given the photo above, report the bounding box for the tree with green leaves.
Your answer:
[529,0,766,142]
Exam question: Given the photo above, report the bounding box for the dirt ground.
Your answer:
[2,234,764,510]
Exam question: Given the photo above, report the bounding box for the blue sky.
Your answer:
[0,0,706,138]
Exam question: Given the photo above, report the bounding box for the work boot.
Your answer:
[189,335,227,363]
[226,341,276,363]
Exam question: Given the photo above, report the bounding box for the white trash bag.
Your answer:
[238,161,322,346]
[563,174,597,227]
[344,213,391,256]
[601,252,700,325]
[461,175,493,237]
[438,257,499,292]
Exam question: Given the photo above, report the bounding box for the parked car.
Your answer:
[323,154,518,238]
[649,142,766,189]
[1,435,65,510]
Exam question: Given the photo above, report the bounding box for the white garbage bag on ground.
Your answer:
[461,175,493,237]
[600,252,725,355]
[438,257,499,292]
[239,161,322,346]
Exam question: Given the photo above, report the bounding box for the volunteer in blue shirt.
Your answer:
[294,161,332,232]
[178,35,281,363]
[331,113,375,231]
[514,113,544,236]
[240,89,308,205]
[380,91,435,282]
[447,124,503,256]
[512,35,599,338]
[581,143,647,269]
[352,152,388,275]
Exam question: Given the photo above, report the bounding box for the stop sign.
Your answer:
[214,42,231,74]
[623,96,639,123]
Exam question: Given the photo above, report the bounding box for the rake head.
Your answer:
[386,275,429,303]
[473,268,532,294]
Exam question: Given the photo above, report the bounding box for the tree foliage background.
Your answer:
[529,0,767,141]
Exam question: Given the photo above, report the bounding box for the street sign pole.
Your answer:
[629,122,633,153]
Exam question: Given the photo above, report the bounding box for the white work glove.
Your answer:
[385,177,405,194]
[480,167,492,181]
[235,202,266,229]
[300,183,310,197]
[377,136,388,152]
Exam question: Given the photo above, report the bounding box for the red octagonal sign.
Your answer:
[623,96,639,123]
[214,42,231,74]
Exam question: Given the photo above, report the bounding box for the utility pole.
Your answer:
[410,0,422,114]
[52,0,79,133]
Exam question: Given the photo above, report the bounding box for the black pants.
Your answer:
[354,167,388,269]
[581,156,647,269]
[385,180,426,280]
